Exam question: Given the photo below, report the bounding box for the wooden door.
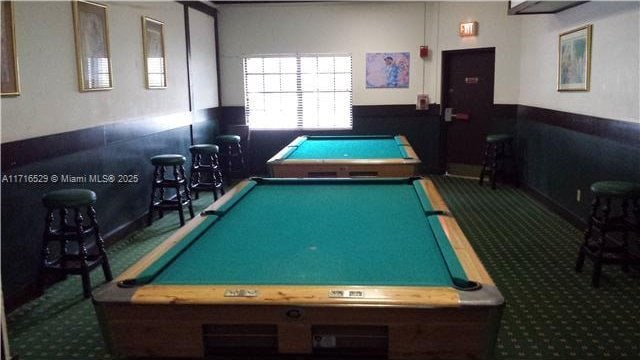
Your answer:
[441,48,495,175]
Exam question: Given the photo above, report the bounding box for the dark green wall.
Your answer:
[221,104,518,177]
[1,109,218,310]
[221,105,445,176]
[516,106,640,224]
[1,2,221,309]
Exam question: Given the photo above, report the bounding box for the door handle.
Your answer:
[444,108,469,122]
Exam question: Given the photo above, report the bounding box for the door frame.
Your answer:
[439,47,496,174]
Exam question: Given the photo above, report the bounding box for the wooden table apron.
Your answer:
[93,179,504,360]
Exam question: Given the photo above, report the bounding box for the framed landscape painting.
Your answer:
[558,24,592,91]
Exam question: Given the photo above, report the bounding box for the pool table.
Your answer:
[267,135,421,177]
[93,178,503,360]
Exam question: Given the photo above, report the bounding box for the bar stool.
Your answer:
[216,134,246,179]
[189,144,225,201]
[479,134,517,189]
[41,189,112,298]
[575,181,640,287]
[148,154,194,227]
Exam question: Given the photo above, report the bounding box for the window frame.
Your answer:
[243,53,353,131]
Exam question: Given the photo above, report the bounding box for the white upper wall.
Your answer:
[435,1,522,104]
[1,1,189,143]
[519,2,639,123]
[218,2,425,106]
[189,7,219,110]
[5,1,634,144]
[217,1,522,107]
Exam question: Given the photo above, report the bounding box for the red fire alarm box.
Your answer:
[420,46,429,58]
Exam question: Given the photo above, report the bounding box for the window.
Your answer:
[243,55,352,130]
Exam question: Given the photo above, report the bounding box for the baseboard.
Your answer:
[3,283,41,314]
[101,212,149,247]
[446,163,482,179]
[521,184,587,231]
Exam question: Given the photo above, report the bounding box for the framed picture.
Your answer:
[558,24,592,91]
[1,1,20,96]
[72,0,113,91]
[366,52,410,89]
[142,16,167,89]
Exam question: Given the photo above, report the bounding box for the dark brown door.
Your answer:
[441,48,495,173]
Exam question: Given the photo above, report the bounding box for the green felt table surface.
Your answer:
[285,136,408,160]
[138,178,467,288]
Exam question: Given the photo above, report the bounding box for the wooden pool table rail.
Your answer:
[267,135,421,177]
[94,180,504,360]
[420,179,494,286]
[116,179,255,282]
[93,178,504,360]
[105,178,500,308]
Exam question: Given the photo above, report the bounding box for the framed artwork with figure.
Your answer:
[72,0,113,91]
[558,24,592,91]
[366,52,410,89]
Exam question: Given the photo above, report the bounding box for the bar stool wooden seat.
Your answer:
[575,180,640,287]
[189,144,225,201]
[216,134,246,179]
[40,189,112,298]
[148,154,194,227]
[479,134,517,189]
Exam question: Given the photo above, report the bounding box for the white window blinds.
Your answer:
[243,55,352,130]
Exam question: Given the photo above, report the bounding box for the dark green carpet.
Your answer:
[432,176,640,360]
[7,178,640,360]
[6,194,216,360]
